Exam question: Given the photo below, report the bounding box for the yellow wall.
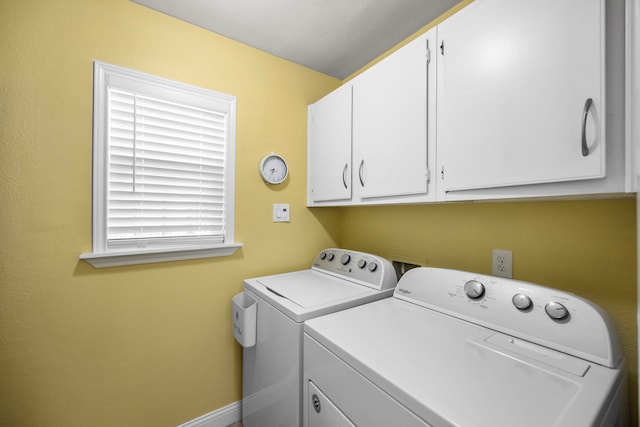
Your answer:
[0,0,340,426]
[1,1,637,427]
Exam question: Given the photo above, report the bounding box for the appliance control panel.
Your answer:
[394,267,622,368]
[312,248,397,291]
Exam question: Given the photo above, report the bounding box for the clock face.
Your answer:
[260,154,288,184]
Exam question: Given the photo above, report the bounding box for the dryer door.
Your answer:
[308,381,355,427]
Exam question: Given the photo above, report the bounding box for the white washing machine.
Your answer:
[233,248,398,427]
[304,267,628,427]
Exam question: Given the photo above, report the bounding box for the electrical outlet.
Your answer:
[492,249,513,278]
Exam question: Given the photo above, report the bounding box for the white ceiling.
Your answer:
[130,0,462,79]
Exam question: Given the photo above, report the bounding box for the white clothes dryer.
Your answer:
[304,267,628,427]
[233,248,397,427]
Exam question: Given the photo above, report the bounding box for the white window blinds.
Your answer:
[87,61,237,261]
[107,89,228,248]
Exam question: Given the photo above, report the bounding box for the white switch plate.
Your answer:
[273,204,290,222]
[492,249,513,278]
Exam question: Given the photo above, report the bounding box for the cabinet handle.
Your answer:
[581,98,593,157]
[342,163,349,189]
[359,160,365,187]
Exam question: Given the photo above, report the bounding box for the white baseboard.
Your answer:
[176,401,241,427]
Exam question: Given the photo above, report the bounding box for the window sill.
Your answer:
[79,243,243,268]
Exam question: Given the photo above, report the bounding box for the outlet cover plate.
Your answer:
[492,249,513,278]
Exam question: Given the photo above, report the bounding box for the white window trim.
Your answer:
[80,61,241,268]
[79,244,242,268]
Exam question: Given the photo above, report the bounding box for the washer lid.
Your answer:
[245,269,394,322]
[257,270,370,308]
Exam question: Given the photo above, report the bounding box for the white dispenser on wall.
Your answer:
[232,292,257,348]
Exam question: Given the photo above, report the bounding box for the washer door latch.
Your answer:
[312,393,321,414]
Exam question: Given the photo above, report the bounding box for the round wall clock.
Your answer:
[259,153,289,185]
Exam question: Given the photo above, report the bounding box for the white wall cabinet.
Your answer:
[307,28,437,206]
[307,84,353,203]
[436,0,631,201]
[308,0,631,206]
[353,29,435,201]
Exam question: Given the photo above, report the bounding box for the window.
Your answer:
[80,61,241,268]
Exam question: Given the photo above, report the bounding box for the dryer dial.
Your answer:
[545,302,569,320]
[367,262,378,272]
[512,294,532,310]
[357,259,367,269]
[464,280,485,299]
[340,254,351,265]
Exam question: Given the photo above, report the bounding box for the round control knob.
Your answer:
[327,253,335,261]
[367,262,378,272]
[463,280,485,299]
[319,252,327,260]
[357,259,367,269]
[340,254,351,265]
[512,294,532,310]
[545,302,569,320]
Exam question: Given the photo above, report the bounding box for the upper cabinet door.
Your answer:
[353,31,432,199]
[307,84,353,203]
[438,0,605,192]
